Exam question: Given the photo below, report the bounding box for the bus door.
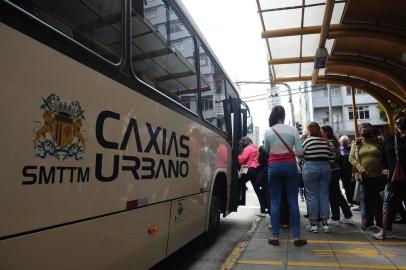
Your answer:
[223,98,250,211]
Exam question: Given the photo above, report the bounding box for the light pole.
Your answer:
[272,82,295,126]
[268,65,295,126]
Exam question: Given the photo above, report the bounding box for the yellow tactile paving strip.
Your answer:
[251,239,406,246]
[238,260,406,269]
[236,238,406,269]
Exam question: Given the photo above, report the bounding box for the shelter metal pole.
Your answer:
[328,84,333,126]
[271,82,295,126]
[286,83,296,126]
[351,87,359,137]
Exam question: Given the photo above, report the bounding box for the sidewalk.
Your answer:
[232,201,406,270]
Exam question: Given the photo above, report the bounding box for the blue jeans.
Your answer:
[268,162,301,239]
[303,161,331,221]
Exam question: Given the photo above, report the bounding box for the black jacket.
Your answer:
[381,134,406,174]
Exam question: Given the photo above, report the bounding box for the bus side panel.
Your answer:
[199,127,232,219]
[167,193,208,255]
[0,22,201,237]
[0,202,171,270]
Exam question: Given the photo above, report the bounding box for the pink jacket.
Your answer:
[238,144,260,168]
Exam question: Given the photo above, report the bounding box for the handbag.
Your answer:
[380,183,394,209]
[239,165,249,175]
[391,134,406,184]
[352,177,361,203]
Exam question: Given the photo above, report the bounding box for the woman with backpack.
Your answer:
[257,143,270,216]
[321,125,354,225]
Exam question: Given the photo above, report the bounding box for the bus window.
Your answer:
[199,46,227,131]
[131,0,199,114]
[226,79,239,100]
[9,0,122,63]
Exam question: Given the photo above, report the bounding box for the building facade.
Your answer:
[311,85,386,136]
[248,126,260,146]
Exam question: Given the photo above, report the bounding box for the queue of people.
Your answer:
[237,105,406,246]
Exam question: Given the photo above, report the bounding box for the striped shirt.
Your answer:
[264,124,303,164]
[302,136,334,161]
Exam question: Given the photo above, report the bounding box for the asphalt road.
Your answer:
[151,184,263,270]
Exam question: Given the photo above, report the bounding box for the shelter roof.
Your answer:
[257,0,406,105]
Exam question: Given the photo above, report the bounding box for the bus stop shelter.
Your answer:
[256,0,406,133]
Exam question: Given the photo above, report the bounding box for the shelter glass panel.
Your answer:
[302,34,320,56]
[274,63,300,78]
[268,36,301,58]
[258,0,302,11]
[325,39,335,54]
[303,5,324,27]
[131,0,199,114]
[305,0,325,4]
[301,62,314,77]
[331,2,345,24]
[263,9,301,30]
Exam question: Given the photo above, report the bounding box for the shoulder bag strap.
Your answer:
[354,141,360,162]
[271,127,294,155]
[394,134,400,161]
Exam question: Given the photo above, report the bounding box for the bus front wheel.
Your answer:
[204,192,220,246]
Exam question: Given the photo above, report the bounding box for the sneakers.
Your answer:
[328,219,340,226]
[362,224,376,230]
[394,218,406,224]
[340,217,354,225]
[373,230,394,240]
[256,213,266,217]
[306,224,319,233]
[351,205,361,211]
[322,224,330,233]
[294,239,308,246]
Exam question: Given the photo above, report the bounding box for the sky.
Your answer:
[181,0,283,139]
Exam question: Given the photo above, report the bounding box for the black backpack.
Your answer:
[258,146,269,168]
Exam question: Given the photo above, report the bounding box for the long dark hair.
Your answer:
[269,105,285,127]
[321,125,339,146]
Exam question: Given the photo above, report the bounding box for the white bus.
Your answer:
[0,0,252,269]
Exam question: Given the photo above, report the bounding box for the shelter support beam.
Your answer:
[327,59,406,100]
[261,26,320,38]
[262,24,406,46]
[312,0,334,85]
[273,76,312,83]
[269,56,314,65]
[271,55,406,102]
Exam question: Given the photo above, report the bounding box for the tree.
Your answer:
[376,100,401,122]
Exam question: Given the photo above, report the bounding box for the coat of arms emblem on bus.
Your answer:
[33,93,86,160]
